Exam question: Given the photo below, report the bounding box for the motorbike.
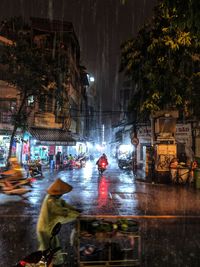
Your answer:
[118,156,132,170]
[29,165,43,177]
[0,177,35,199]
[0,166,35,198]
[73,158,86,169]
[14,222,62,267]
[98,161,108,175]
[63,159,74,170]
[28,161,43,178]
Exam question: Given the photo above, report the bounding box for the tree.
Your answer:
[0,17,86,165]
[120,0,200,122]
[0,17,72,165]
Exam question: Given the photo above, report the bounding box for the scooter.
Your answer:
[118,156,132,170]
[14,222,62,267]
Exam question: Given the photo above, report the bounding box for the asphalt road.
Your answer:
[1,159,200,266]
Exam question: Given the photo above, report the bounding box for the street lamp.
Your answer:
[89,76,95,83]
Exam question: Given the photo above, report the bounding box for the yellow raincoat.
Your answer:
[36,194,80,265]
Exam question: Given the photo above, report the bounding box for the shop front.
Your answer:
[0,129,25,166]
[28,127,77,166]
[137,123,193,169]
[0,134,10,167]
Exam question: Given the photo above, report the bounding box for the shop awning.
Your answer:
[29,127,76,146]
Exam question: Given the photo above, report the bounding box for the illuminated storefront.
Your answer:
[0,135,10,166]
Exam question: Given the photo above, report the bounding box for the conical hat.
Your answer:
[9,157,18,162]
[47,178,73,195]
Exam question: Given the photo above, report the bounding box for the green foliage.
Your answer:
[0,17,72,119]
[0,17,72,161]
[120,0,200,121]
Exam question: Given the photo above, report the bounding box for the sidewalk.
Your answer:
[138,168,198,215]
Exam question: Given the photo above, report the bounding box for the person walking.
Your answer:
[55,151,62,170]
[49,154,55,171]
[36,178,80,267]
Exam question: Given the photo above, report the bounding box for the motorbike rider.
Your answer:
[36,178,80,267]
[1,157,25,180]
[96,153,108,168]
[28,157,43,177]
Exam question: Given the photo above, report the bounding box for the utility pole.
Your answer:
[102,124,105,144]
[131,125,139,175]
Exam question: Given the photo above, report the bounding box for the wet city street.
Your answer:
[0,0,199,266]
[1,159,200,266]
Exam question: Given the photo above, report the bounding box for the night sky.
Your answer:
[0,0,157,115]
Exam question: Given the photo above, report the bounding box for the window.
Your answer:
[1,111,12,123]
[0,99,16,110]
[39,95,46,112]
[38,94,54,112]
[27,95,35,106]
[46,94,53,112]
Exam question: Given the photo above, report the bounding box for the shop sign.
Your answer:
[131,137,139,146]
[137,126,151,138]
[36,141,76,146]
[0,125,13,131]
[175,123,192,147]
[156,144,176,155]
[175,123,191,137]
[137,123,192,140]
[23,142,29,154]
[49,146,55,155]
[2,136,10,141]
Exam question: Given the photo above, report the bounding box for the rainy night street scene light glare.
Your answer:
[0,0,200,266]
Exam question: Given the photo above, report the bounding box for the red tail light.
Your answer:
[29,178,36,182]
[19,261,27,266]
[101,161,106,167]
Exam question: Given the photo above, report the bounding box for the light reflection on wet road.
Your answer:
[1,159,200,266]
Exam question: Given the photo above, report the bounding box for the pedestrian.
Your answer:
[36,178,80,267]
[55,151,62,170]
[49,154,55,170]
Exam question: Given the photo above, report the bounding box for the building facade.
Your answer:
[0,17,92,165]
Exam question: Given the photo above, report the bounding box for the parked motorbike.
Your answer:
[77,155,87,168]
[29,165,43,177]
[118,156,132,170]
[28,161,43,178]
[63,159,74,170]
[74,158,86,169]
[14,222,62,267]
